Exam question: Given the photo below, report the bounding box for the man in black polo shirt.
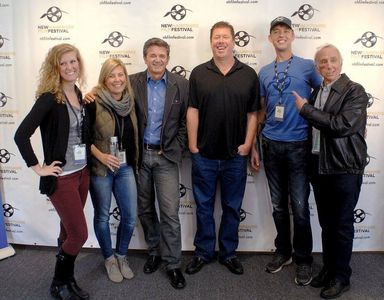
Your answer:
[185,21,260,275]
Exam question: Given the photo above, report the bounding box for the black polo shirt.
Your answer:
[189,58,260,160]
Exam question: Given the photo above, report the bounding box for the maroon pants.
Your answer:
[50,167,90,256]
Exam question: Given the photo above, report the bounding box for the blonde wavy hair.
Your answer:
[36,43,86,103]
[96,58,134,99]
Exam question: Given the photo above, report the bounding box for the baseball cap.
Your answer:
[270,16,292,32]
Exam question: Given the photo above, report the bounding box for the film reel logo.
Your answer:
[354,209,369,224]
[40,6,68,23]
[366,93,380,108]
[109,206,121,221]
[291,4,319,21]
[179,183,192,198]
[354,32,383,48]
[0,34,10,48]
[3,203,16,218]
[0,92,12,108]
[163,4,192,21]
[235,31,255,48]
[171,66,190,78]
[240,208,252,222]
[102,31,129,48]
[366,154,376,166]
[0,149,15,164]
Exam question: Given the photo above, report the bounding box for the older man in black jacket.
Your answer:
[293,44,368,299]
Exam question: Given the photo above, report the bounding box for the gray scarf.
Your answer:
[96,88,133,117]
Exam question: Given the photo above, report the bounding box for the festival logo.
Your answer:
[0,92,15,125]
[178,183,194,215]
[240,208,252,222]
[0,35,14,67]
[163,4,192,21]
[234,29,260,68]
[0,92,11,107]
[354,208,369,224]
[2,203,16,218]
[0,34,10,48]
[109,206,120,221]
[102,31,129,48]
[290,3,324,40]
[37,6,73,42]
[291,4,319,21]
[99,30,135,65]
[161,4,197,40]
[354,31,383,48]
[354,208,375,241]
[40,6,68,23]
[171,65,190,78]
[235,31,255,47]
[351,31,384,67]
[367,92,381,108]
[0,148,14,164]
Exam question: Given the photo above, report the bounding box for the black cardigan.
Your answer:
[14,91,91,195]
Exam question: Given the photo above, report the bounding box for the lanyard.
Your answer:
[113,110,124,150]
[274,56,293,103]
[65,94,84,142]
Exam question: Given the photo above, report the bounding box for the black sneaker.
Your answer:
[265,254,292,273]
[295,263,312,286]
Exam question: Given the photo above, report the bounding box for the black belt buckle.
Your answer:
[144,143,161,151]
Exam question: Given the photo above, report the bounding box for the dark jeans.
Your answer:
[262,137,313,264]
[191,152,248,261]
[50,167,89,256]
[137,150,181,270]
[310,155,362,285]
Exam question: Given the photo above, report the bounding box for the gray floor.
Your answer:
[0,245,383,300]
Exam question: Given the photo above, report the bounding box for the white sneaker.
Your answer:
[105,256,123,283]
[117,256,134,279]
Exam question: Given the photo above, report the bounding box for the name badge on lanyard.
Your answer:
[274,104,285,122]
[73,144,86,165]
[118,150,126,165]
[273,56,293,123]
[66,93,86,165]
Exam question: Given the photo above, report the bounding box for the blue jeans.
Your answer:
[191,152,247,261]
[262,137,313,264]
[90,165,137,259]
[137,150,181,270]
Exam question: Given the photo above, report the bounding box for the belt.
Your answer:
[144,143,161,151]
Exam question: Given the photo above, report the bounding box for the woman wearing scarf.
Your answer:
[87,58,139,283]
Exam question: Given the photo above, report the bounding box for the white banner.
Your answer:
[1,0,383,251]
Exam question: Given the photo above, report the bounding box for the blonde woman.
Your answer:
[14,43,90,300]
[87,58,139,283]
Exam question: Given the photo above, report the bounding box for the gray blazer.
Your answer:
[129,69,189,164]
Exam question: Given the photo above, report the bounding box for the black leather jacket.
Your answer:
[300,73,368,175]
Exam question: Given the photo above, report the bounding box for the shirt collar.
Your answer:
[322,75,341,90]
[147,71,167,84]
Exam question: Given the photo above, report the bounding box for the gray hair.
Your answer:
[314,43,343,66]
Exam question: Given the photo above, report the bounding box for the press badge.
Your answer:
[118,150,127,165]
[73,144,86,165]
[275,104,285,122]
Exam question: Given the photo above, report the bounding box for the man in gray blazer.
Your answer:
[130,37,188,289]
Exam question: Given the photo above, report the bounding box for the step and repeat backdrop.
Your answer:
[1,0,383,252]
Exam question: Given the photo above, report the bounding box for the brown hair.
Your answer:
[210,21,235,41]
